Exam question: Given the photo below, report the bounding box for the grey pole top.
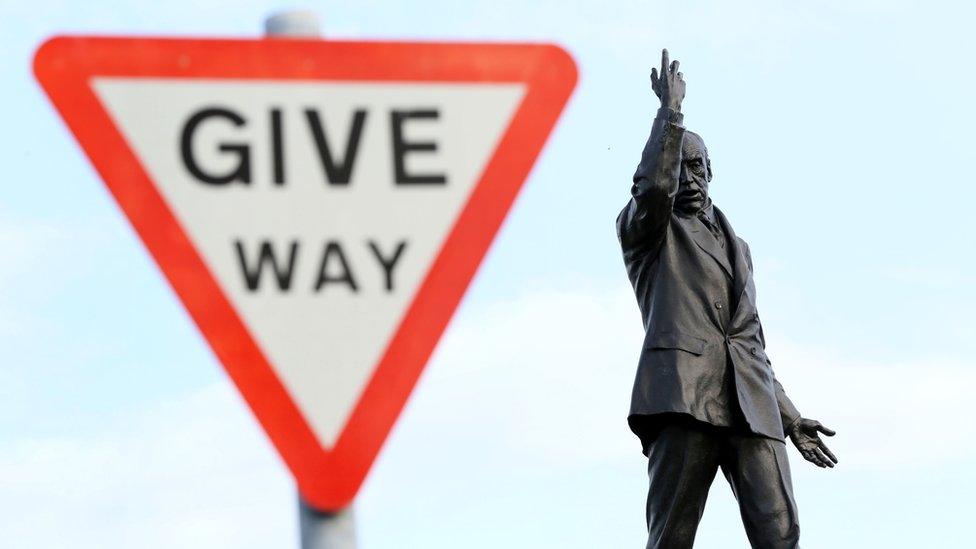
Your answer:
[265,10,322,38]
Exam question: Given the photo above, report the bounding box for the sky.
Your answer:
[2,0,976,547]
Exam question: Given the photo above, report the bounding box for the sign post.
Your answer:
[263,11,358,548]
[34,22,575,544]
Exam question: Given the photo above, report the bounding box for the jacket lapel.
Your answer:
[712,206,750,308]
[688,216,734,280]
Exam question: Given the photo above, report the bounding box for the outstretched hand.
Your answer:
[789,418,838,468]
[650,49,685,112]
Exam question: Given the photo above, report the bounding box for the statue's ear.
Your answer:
[706,157,713,182]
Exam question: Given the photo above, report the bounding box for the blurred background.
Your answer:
[3,0,976,547]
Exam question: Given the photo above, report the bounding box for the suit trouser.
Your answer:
[644,419,800,549]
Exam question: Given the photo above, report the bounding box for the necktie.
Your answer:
[697,211,724,248]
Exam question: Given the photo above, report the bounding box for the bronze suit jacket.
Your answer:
[617,108,800,446]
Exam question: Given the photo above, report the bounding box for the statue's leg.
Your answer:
[720,434,800,549]
[644,420,722,549]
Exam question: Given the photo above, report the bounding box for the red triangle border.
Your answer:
[34,35,576,511]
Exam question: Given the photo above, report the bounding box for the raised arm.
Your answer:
[616,50,686,257]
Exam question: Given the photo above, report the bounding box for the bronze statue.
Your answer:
[616,49,837,548]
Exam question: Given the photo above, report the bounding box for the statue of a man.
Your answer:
[616,50,837,549]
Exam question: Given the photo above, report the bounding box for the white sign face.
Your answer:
[94,78,525,449]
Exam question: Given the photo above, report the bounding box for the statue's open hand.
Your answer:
[650,49,685,112]
[789,418,838,468]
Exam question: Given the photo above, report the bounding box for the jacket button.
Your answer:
[714,301,723,310]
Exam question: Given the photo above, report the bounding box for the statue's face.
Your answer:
[676,132,711,212]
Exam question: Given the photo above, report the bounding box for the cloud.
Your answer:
[0,382,297,549]
[768,340,976,471]
[395,283,975,473]
[362,282,976,548]
[1,283,970,547]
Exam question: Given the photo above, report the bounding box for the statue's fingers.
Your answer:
[677,72,683,81]
[813,448,834,467]
[815,422,836,436]
[671,60,680,77]
[650,68,659,87]
[661,49,670,77]
[819,442,838,464]
[809,450,828,468]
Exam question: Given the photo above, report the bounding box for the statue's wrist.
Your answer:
[656,106,684,126]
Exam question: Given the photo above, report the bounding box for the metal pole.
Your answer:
[298,496,357,548]
[265,13,357,549]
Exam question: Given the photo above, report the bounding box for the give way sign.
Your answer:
[33,36,576,510]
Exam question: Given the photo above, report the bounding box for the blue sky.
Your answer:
[2,0,975,547]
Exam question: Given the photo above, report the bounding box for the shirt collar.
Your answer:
[700,199,715,222]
